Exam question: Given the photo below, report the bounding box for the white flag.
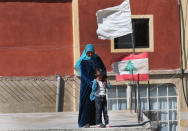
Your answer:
[96,0,132,40]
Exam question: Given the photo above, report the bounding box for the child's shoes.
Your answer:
[96,125,101,128]
[106,124,110,128]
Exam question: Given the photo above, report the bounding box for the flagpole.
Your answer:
[131,19,136,112]
[130,0,135,55]
[131,70,136,113]
[131,31,135,54]
[134,79,137,113]
[137,73,141,122]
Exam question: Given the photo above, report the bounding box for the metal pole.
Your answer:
[148,81,151,111]
[131,22,136,112]
[131,29,135,54]
[56,74,61,112]
[134,83,137,113]
[136,74,139,112]
[131,70,137,113]
[137,73,140,121]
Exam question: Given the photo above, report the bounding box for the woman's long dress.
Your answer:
[78,56,106,127]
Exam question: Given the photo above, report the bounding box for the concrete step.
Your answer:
[0,111,151,131]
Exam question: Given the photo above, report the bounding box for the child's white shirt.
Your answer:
[94,80,106,97]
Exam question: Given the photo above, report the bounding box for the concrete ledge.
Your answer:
[0,111,151,131]
[107,68,184,76]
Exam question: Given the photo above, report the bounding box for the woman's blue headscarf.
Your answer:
[74,44,98,76]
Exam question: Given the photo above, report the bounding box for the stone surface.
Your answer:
[0,76,79,113]
[0,111,150,131]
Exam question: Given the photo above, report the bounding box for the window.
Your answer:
[107,83,178,131]
[107,85,127,110]
[131,84,178,131]
[111,15,154,53]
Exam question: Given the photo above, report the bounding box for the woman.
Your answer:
[74,44,106,128]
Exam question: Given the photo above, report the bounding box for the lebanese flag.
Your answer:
[111,52,149,81]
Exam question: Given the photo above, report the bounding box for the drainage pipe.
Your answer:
[56,74,61,112]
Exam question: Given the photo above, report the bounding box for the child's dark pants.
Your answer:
[95,96,109,125]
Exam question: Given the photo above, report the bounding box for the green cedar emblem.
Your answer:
[124,61,137,74]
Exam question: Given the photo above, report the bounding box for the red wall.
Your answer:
[79,0,180,71]
[0,0,181,76]
[0,1,73,76]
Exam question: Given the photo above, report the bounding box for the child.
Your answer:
[90,68,110,128]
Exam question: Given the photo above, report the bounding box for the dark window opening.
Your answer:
[114,19,149,49]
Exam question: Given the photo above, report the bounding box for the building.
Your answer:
[178,0,188,130]
[0,0,187,131]
[78,0,181,130]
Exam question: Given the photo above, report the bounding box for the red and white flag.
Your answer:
[111,52,149,81]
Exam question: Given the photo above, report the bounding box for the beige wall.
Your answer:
[72,0,80,68]
[180,0,188,130]
[0,77,57,113]
[180,0,188,69]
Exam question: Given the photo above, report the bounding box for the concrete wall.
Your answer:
[61,76,80,112]
[0,76,80,113]
[179,0,188,130]
[0,76,57,113]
